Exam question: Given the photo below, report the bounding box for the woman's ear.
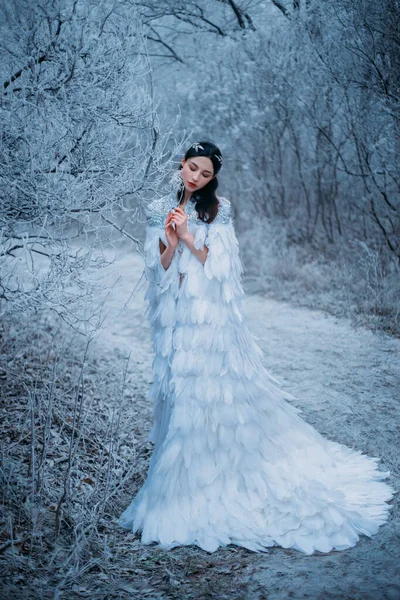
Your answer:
[181,158,186,167]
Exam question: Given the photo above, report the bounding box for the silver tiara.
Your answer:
[191,142,222,166]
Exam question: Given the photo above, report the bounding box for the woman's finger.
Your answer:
[172,212,186,221]
[174,207,188,218]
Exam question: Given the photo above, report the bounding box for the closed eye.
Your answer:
[190,167,212,177]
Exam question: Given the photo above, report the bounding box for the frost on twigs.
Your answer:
[0,310,153,596]
[0,282,250,600]
[0,0,179,332]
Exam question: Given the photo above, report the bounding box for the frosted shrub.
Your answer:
[240,216,400,333]
[0,0,179,331]
[346,243,400,325]
[240,216,294,283]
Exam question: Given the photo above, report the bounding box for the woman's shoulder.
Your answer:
[145,193,175,227]
[213,196,232,225]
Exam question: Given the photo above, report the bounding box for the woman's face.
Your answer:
[181,156,215,193]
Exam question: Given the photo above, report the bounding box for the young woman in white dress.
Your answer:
[118,141,395,555]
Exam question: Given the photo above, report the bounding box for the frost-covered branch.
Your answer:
[0,0,182,328]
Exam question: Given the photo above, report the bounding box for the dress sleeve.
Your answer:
[201,197,245,303]
[144,197,179,296]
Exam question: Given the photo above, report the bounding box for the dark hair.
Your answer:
[176,140,223,224]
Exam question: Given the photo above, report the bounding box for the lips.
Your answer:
[188,182,197,187]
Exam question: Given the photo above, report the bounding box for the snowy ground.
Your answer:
[92,247,400,600]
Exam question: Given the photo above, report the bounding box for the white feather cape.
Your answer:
[118,193,395,555]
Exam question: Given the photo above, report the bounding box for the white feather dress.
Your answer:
[118,192,395,554]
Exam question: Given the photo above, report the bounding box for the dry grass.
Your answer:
[1,242,398,599]
[0,314,264,600]
[240,217,400,337]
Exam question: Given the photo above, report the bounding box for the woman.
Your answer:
[118,141,395,554]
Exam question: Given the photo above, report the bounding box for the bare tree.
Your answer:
[129,0,258,64]
[163,0,400,258]
[0,0,181,330]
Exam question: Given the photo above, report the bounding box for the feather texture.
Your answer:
[118,192,396,555]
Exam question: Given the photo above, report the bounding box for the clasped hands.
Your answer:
[165,206,189,250]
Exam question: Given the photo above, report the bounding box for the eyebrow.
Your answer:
[189,160,213,175]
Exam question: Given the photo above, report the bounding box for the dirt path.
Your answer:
[95,248,400,600]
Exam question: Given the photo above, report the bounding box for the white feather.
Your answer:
[118,210,395,556]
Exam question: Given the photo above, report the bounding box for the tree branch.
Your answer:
[3,54,47,90]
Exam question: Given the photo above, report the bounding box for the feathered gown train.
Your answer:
[118,193,395,555]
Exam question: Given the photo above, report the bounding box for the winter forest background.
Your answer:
[1,1,399,599]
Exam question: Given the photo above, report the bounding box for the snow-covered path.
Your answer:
[96,248,399,600]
